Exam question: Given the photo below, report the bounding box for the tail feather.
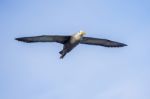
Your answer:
[60,54,66,59]
[59,50,67,59]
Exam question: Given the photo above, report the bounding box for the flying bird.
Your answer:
[15,31,127,59]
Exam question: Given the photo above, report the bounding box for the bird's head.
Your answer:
[78,30,86,36]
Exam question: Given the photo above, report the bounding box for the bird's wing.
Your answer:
[80,37,127,47]
[15,35,70,44]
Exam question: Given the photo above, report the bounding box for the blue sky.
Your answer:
[0,0,150,99]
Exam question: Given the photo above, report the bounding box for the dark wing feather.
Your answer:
[15,35,70,44]
[80,37,127,47]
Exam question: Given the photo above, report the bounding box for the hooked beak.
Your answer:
[79,30,86,35]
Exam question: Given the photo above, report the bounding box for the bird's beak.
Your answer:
[80,31,86,35]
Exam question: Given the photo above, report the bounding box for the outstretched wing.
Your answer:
[15,35,70,44]
[80,37,127,47]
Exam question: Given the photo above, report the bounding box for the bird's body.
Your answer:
[16,31,127,59]
[59,32,84,58]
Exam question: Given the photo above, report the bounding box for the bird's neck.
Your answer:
[74,33,83,40]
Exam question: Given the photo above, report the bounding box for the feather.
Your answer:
[15,35,70,44]
[80,37,127,47]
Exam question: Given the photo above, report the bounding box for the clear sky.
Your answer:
[0,0,150,99]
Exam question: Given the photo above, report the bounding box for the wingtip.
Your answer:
[15,38,21,41]
[15,37,32,43]
[122,43,128,47]
[112,43,128,48]
[15,37,25,42]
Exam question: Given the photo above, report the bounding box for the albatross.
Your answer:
[15,30,127,59]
